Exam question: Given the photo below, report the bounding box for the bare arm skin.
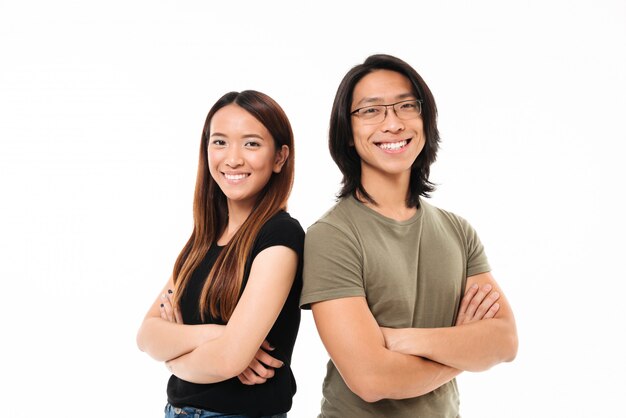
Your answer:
[311,296,461,403]
[136,275,224,362]
[380,272,518,372]
[454,282,501,326]
[138,280,282,385]
[164,246,297,384]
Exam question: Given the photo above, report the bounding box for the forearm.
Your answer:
[313,296,461,402]
[166,334,255,384]
[360,349,461,401]
[167,246,299,384]
[136,318,224,362]
[390,319,518,372]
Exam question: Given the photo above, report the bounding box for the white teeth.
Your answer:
[378,140,407,150]
[224,173,248,180]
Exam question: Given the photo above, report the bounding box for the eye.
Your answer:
[398,101,418,110]
[244,140,261,148]
[210,139,226,147]
[359,106,382,116]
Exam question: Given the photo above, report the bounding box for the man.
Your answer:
[300,54,518,417]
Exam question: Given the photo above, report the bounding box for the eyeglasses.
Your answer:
[350,99,423,125]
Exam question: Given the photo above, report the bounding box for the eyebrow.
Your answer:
[353,92,416,107]
[209,132,266,141]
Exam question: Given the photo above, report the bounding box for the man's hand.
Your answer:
[381,283,501,354]
[455,283,500,325]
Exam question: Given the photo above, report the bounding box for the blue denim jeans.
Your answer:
[164,403,287,418]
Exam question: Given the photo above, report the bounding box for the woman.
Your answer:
[137,90,304,418]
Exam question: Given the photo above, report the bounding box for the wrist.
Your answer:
[399,328,426,357]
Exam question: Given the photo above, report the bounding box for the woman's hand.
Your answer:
[160,289,283,385]
[159,289,183,324]
[237,340,284,385]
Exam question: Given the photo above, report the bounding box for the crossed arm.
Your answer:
[381,272,518,372]
[136,245,298,384]
[311,272,517,403]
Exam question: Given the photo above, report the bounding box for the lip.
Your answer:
[374,137,412,153]
[221,172,250,183]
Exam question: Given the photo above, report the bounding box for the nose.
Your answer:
[225,148,244,167]
[381,106,405,133]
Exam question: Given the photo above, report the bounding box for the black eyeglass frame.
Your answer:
[350,99,423,122]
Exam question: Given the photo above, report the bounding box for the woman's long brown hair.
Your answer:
[171,90,295,322]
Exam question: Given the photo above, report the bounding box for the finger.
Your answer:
[458,284,479,315]
[174,307,183,324]
[261,340,275,351]
[161,294,174,322]
[248,358,275,379]
[473,291,500,320]
[166,289,175,306]
[455,310,467,326]
[255,348,284,369]
[465,284,492,320]
[159,303,168,321]
[483,302,500,319]
[237,369,254,385]
[455,284,479,325]
[166,290,179,322]
[237,373,252,385]
[242,367,267,384]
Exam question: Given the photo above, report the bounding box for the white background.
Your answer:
[1,1,625,417]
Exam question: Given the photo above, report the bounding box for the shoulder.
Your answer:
[261,210,304,235]
[308,197,362,235]
[255,211,305,255]
[420,199,482,245]
[422,199,473,229]
[306,201,353,241]
[305,199,364,256]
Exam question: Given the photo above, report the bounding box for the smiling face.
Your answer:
[350,69,425,182]
[208,104,288,212]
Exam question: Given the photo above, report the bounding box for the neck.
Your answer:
[359,169,416,221]
[218,200,253,245]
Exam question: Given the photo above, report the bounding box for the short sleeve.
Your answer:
[299,221,365,309]
[460,217,491,277]
[251,212,305,259]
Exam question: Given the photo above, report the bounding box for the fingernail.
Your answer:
[168,289,173,294]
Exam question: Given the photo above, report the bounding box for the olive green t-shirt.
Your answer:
[300,196,490,418]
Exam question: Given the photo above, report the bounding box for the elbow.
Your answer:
[212,352,250,381]
[504,330,519,363]
[135,324,169,362]
[473,329,519,372]
[344,374,386,403]
[178,356,246,385]
[136,326,148,353]
[498,324,519,364]
[136,319,158,356]
[351,385,384,403]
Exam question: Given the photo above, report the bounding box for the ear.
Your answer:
[273,145,289,173]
